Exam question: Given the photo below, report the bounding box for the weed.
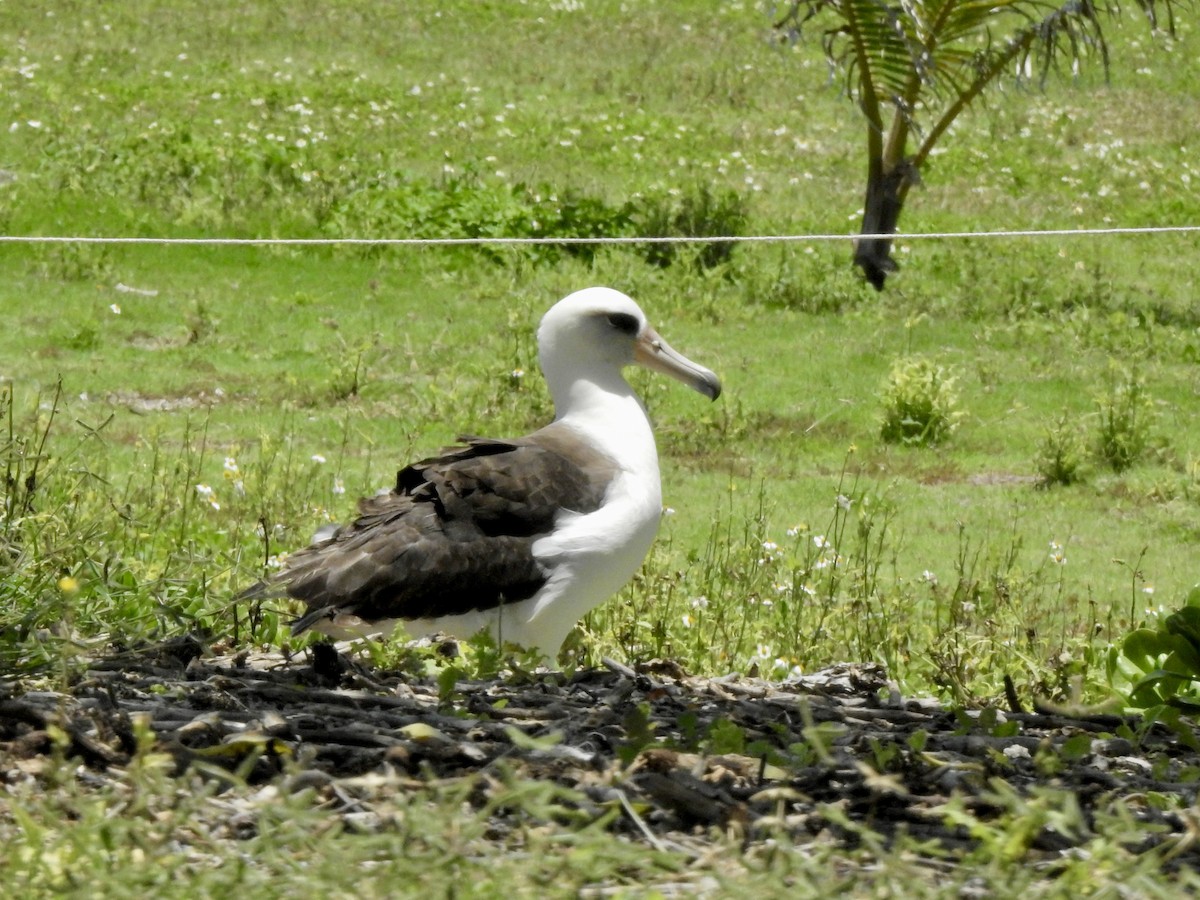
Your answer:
[1095,365,1155,472]
[63,324,101,351]
[186,298,216,345]
[734,247,867,314]
[1035,413,1087,488]
[325,334,380,401]
[30,243,114,283]
[879,355,962,446]
[0,382,122,671]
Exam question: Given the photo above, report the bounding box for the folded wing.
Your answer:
[253,423,617,634]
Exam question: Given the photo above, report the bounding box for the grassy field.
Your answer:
[2,0,1199,893]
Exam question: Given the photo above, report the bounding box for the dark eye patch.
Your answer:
[606,312,640,335]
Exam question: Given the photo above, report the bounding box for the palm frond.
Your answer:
[781,0,920,115]
[841,0,920,100]
[938,0,1026,43]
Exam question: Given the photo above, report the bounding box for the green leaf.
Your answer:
[504,727,564,751]
[1166,606,1200,651]
[1128,668,1199,708]
[1061,733,1093,760]
[399,722,449,743]
[705,718,747,755]
[1121,628,1177,674]
[195,733,292,760]
[437,664,464,702]
[616,702,658,767]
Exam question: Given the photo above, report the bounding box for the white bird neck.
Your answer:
[546,366,659,475]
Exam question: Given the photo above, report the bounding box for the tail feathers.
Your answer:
[236,577,284,602]
[238,580,267,601]
[237,576,323,636]
[289,604,337,636]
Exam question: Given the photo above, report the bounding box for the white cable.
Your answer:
[0,224,1196,247]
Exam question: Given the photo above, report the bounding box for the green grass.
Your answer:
[2,0,1200,892]
[8,736,1200,899]
[3,0,1198,694]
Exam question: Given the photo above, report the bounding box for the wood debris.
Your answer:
[3,644,1198,867]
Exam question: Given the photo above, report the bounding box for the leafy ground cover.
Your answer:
[2,0,1199,894]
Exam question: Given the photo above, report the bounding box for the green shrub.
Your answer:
[635,184,748,270]
[879,356,962,446]
[325,172,635,264]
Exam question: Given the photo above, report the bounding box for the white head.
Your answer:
[536,287,721,413]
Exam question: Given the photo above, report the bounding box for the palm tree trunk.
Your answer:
[855,160,913,291]
[855,31,1034,291]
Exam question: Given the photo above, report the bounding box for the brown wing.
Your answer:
[262,424,616,633]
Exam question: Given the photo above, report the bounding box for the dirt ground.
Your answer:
[3,638,1199,870]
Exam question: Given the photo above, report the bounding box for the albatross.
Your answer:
[243,287,721,660]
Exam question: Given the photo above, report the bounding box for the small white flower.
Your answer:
[749,643,773,666]
[109,303,121,315]
[921,569,938,585]
[690,596,709,610]
[332,476,346,496]
[662,506,676,517]
[311,454,326,464]
[813,534,830,549]
[223,457,239,475]
[195,484,220,510]
[681,613,694,628]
